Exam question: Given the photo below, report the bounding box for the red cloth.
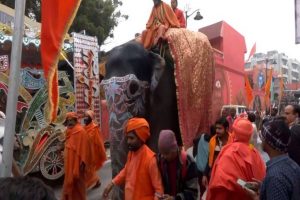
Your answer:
[173,8,186,28]
[41,0,81,122]
[206,142,266,200]
[165,29,214,148]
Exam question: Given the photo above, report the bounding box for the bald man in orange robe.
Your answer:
[206,117,266,200]
[83,110,107,189]
[102,118,164,200]
[62,112,92,200]
[141,0,180,49]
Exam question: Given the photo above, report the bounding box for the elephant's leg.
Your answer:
[110,130,128,199]
[148,45,182,152]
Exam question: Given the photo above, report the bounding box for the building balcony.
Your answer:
[281,65,289,69]
[281,74,289,78]
[291,59,300,65]
[292,68,299,73]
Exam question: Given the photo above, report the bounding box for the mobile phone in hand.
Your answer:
[237,179,247,188]
[237,179,257,191]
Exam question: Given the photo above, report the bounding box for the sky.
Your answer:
[101,0,300,60]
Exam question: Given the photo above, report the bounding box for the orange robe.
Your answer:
[206,142,266,200]
[141,1,180,49]
[84,121,107,188]
[112,145,164,200]
[173,8,186,28]
[62,123,92,200]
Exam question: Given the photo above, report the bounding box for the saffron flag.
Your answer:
[246,43,256,62]
[244,75,253,106]
[41,0,82,122]
[264,69,273,108]
[279,75,285,102]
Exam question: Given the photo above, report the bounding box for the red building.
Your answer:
[199,21,247,122]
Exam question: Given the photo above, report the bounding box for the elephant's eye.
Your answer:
[128,80,139,96]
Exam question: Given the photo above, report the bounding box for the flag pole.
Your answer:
[0,0,26,177]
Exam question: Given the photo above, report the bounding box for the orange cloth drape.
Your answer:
[206,142,266,200]
[244,75,253,106]
[141,2,180,49]
[264,69,273,108]
[112,145,164,200]
[41,0,81,122]
[62,123,92,200]
[84,121,107,188]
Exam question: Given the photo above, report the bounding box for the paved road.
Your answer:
[51,148,193,200]
[52,160,112,200]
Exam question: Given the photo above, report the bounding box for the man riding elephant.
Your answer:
[141,0,180,49]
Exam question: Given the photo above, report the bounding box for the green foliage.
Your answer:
[70,0,128,45]
[0,0,41,21]
[0,0,127,45]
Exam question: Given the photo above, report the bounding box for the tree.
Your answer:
[0,0,127,45]
[70,0,128,45]
[0,0,41,21]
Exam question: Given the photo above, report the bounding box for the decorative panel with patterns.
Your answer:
[73,33,100,123]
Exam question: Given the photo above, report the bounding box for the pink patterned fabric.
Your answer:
[166,28,215,148]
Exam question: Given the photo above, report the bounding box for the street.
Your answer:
[49,146,265,200]
[53,160,112,200]
[52,148,194,200]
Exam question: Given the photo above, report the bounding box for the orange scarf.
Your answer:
[208,134,233,167]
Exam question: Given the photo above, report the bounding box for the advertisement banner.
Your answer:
[73,33,101,123]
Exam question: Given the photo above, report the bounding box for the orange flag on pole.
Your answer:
[244,75,253,106]
[41,0,82,122]
[264,69,273,108]
[246,43,256,62]
[279,75,285,102]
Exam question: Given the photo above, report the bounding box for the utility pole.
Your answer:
[0,0,26,177]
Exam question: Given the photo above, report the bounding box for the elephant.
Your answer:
[101,28,214,199]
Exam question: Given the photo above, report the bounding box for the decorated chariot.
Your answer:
[0,26,102,180]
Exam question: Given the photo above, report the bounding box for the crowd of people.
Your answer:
[192,105,300,200]
[99,104,300,200]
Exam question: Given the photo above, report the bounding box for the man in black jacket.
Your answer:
[289,124,300,166]
[157,130,198,200]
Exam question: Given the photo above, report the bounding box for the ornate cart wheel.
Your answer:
[40,145,64,180]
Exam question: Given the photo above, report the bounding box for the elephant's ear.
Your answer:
[149,52,166,92]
